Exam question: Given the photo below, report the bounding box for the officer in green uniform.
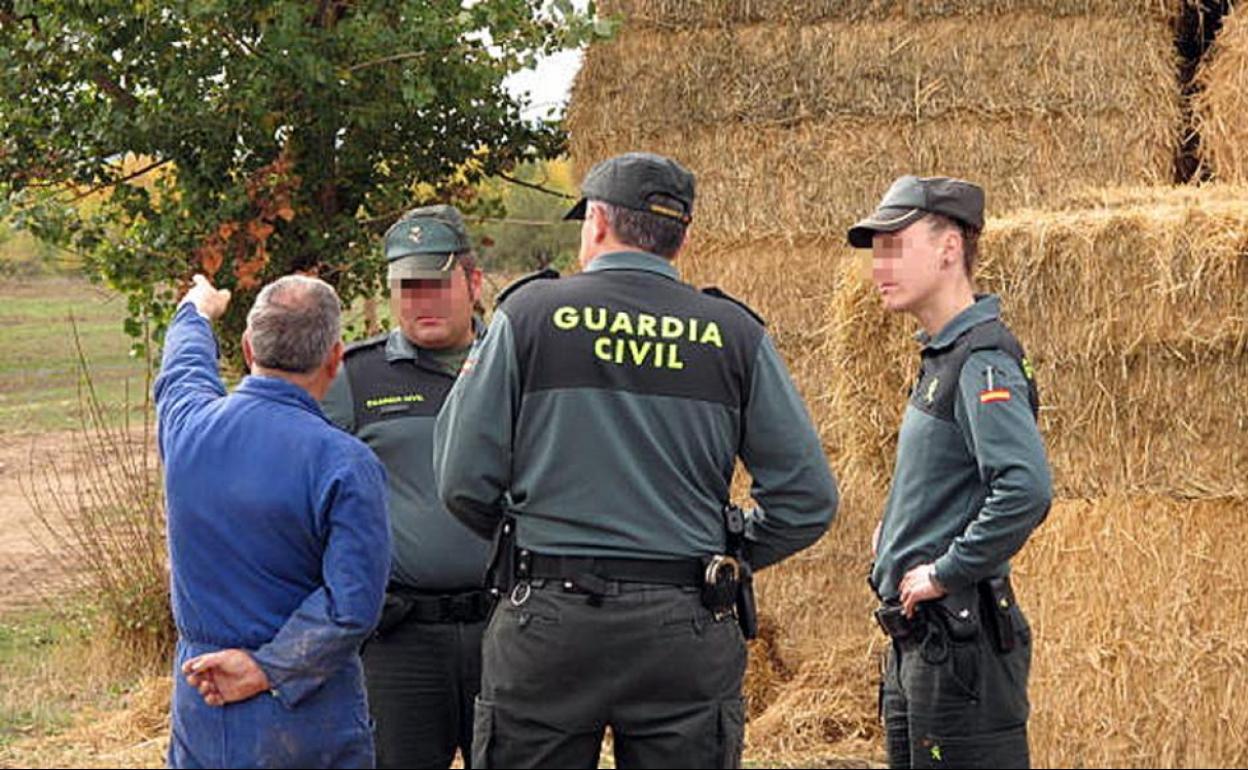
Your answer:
[432,152,839,769]
[321,204,490,769]
[848,176,1053,769]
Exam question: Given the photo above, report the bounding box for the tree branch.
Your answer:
[498,172,576,200]
[61,157,172,203]
[347,51,428,73]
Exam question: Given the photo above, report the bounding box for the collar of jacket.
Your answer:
[584,250,680,281]
[916,293,1002,352]
[384,316,486,364]
[235,374,329,421]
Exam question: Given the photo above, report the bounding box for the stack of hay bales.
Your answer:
[568,1,1248,767]
[1195,5,1248,181]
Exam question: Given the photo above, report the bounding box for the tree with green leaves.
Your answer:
[0,0,605,361]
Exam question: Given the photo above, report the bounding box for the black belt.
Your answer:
[521,552,704,588]
[387,585,494,624]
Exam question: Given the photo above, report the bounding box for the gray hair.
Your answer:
[246,275,341,374]
[594,201,687,259]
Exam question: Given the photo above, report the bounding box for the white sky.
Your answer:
[505,47,585,122]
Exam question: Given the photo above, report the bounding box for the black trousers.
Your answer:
[363,615,487,769]
[881,602,1032,769]
[472,582,747,769]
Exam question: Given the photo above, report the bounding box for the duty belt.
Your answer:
[520,552,705,591]
[387,585,494,624]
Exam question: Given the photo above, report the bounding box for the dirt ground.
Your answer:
[0,430,85,614]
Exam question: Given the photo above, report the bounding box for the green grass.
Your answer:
[0,278,151,435]
[0,607,93,747]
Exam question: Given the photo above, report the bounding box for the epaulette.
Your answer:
[701,286,766,326]
[496,267,560,306]
[344,332,389,357]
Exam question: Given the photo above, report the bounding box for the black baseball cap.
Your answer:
[564,152,695,225]
[847,175,985,248]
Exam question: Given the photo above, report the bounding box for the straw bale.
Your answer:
[574,17,1177,128]
[1018,495,1248,767]
[827,185,1248,499]
[1195,6,1248,182]
[747,495,1248,767]
[569,115,1179,240]
[598,0,1189,27]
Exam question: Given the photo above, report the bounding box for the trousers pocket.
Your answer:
[718,697,746,769]
[472,697,495,769]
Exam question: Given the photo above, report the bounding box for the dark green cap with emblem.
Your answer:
[564,152,695,225]
[847,175,985,248]
[385,204,471,280]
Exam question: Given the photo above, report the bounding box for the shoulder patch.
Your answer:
[344,332,388,357]
[701,286,765,326]
[496,268,560,306]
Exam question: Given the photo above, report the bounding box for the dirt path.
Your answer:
[0,428,158,616]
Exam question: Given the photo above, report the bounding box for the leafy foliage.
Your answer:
[0,0,605,362]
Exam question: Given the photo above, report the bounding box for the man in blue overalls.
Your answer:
[157,273,391,768]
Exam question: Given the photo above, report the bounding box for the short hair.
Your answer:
[594,200,687,259]
[925,213,981,277]
[246,275,341,373]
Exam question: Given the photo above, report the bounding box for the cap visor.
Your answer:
[388,256,455,281]
[846,207,926,248]
[563,198,588,221]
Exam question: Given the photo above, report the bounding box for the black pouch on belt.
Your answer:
[928,587,981,643]
[374,591,415,638]
[978,575,1017,653]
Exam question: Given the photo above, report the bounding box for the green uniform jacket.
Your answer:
[872,295,1053,601]
[322,327,489,591]
[432,251,838,569]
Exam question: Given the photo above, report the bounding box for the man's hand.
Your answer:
[182,649,270,707]
[181,274,231,322]
[898,563,946,618]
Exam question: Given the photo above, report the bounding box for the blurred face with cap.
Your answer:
[384,205,483,350]
[847,175,984,334]
[564,152,696,266]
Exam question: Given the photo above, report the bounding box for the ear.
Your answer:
[466,267,484,304]
[324,339,344,382]
[589,203,611,245]
[940,228,963,270]
[242,331,255,372]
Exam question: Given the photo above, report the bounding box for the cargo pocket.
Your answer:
[718,697,746,769]
[472,697,495,769]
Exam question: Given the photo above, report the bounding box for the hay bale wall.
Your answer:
[569,14,1181,239]
[1195,6,1248,181]
[569,4,1246,767]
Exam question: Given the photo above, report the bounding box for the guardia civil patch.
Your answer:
[980,388,1011,404]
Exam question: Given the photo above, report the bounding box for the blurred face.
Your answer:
[390,262,482,349]
[871,218,950,314]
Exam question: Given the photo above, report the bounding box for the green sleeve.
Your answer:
[432,309,521,539]
[934,349,1053,592]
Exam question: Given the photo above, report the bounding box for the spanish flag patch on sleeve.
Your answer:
[979,388,1012,404]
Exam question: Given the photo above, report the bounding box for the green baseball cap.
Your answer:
[847,175,985,248]
[564,152,695,224]
[384,204,471,280]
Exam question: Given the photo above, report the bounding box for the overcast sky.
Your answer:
[504,47,585,122]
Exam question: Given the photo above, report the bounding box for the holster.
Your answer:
[714,504,758,640]
[484,516,518,599]
[978,574,1018,653]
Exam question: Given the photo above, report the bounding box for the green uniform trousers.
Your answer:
[363,615,486,768]
[472,582,747,769]
[881,601,1032,769]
